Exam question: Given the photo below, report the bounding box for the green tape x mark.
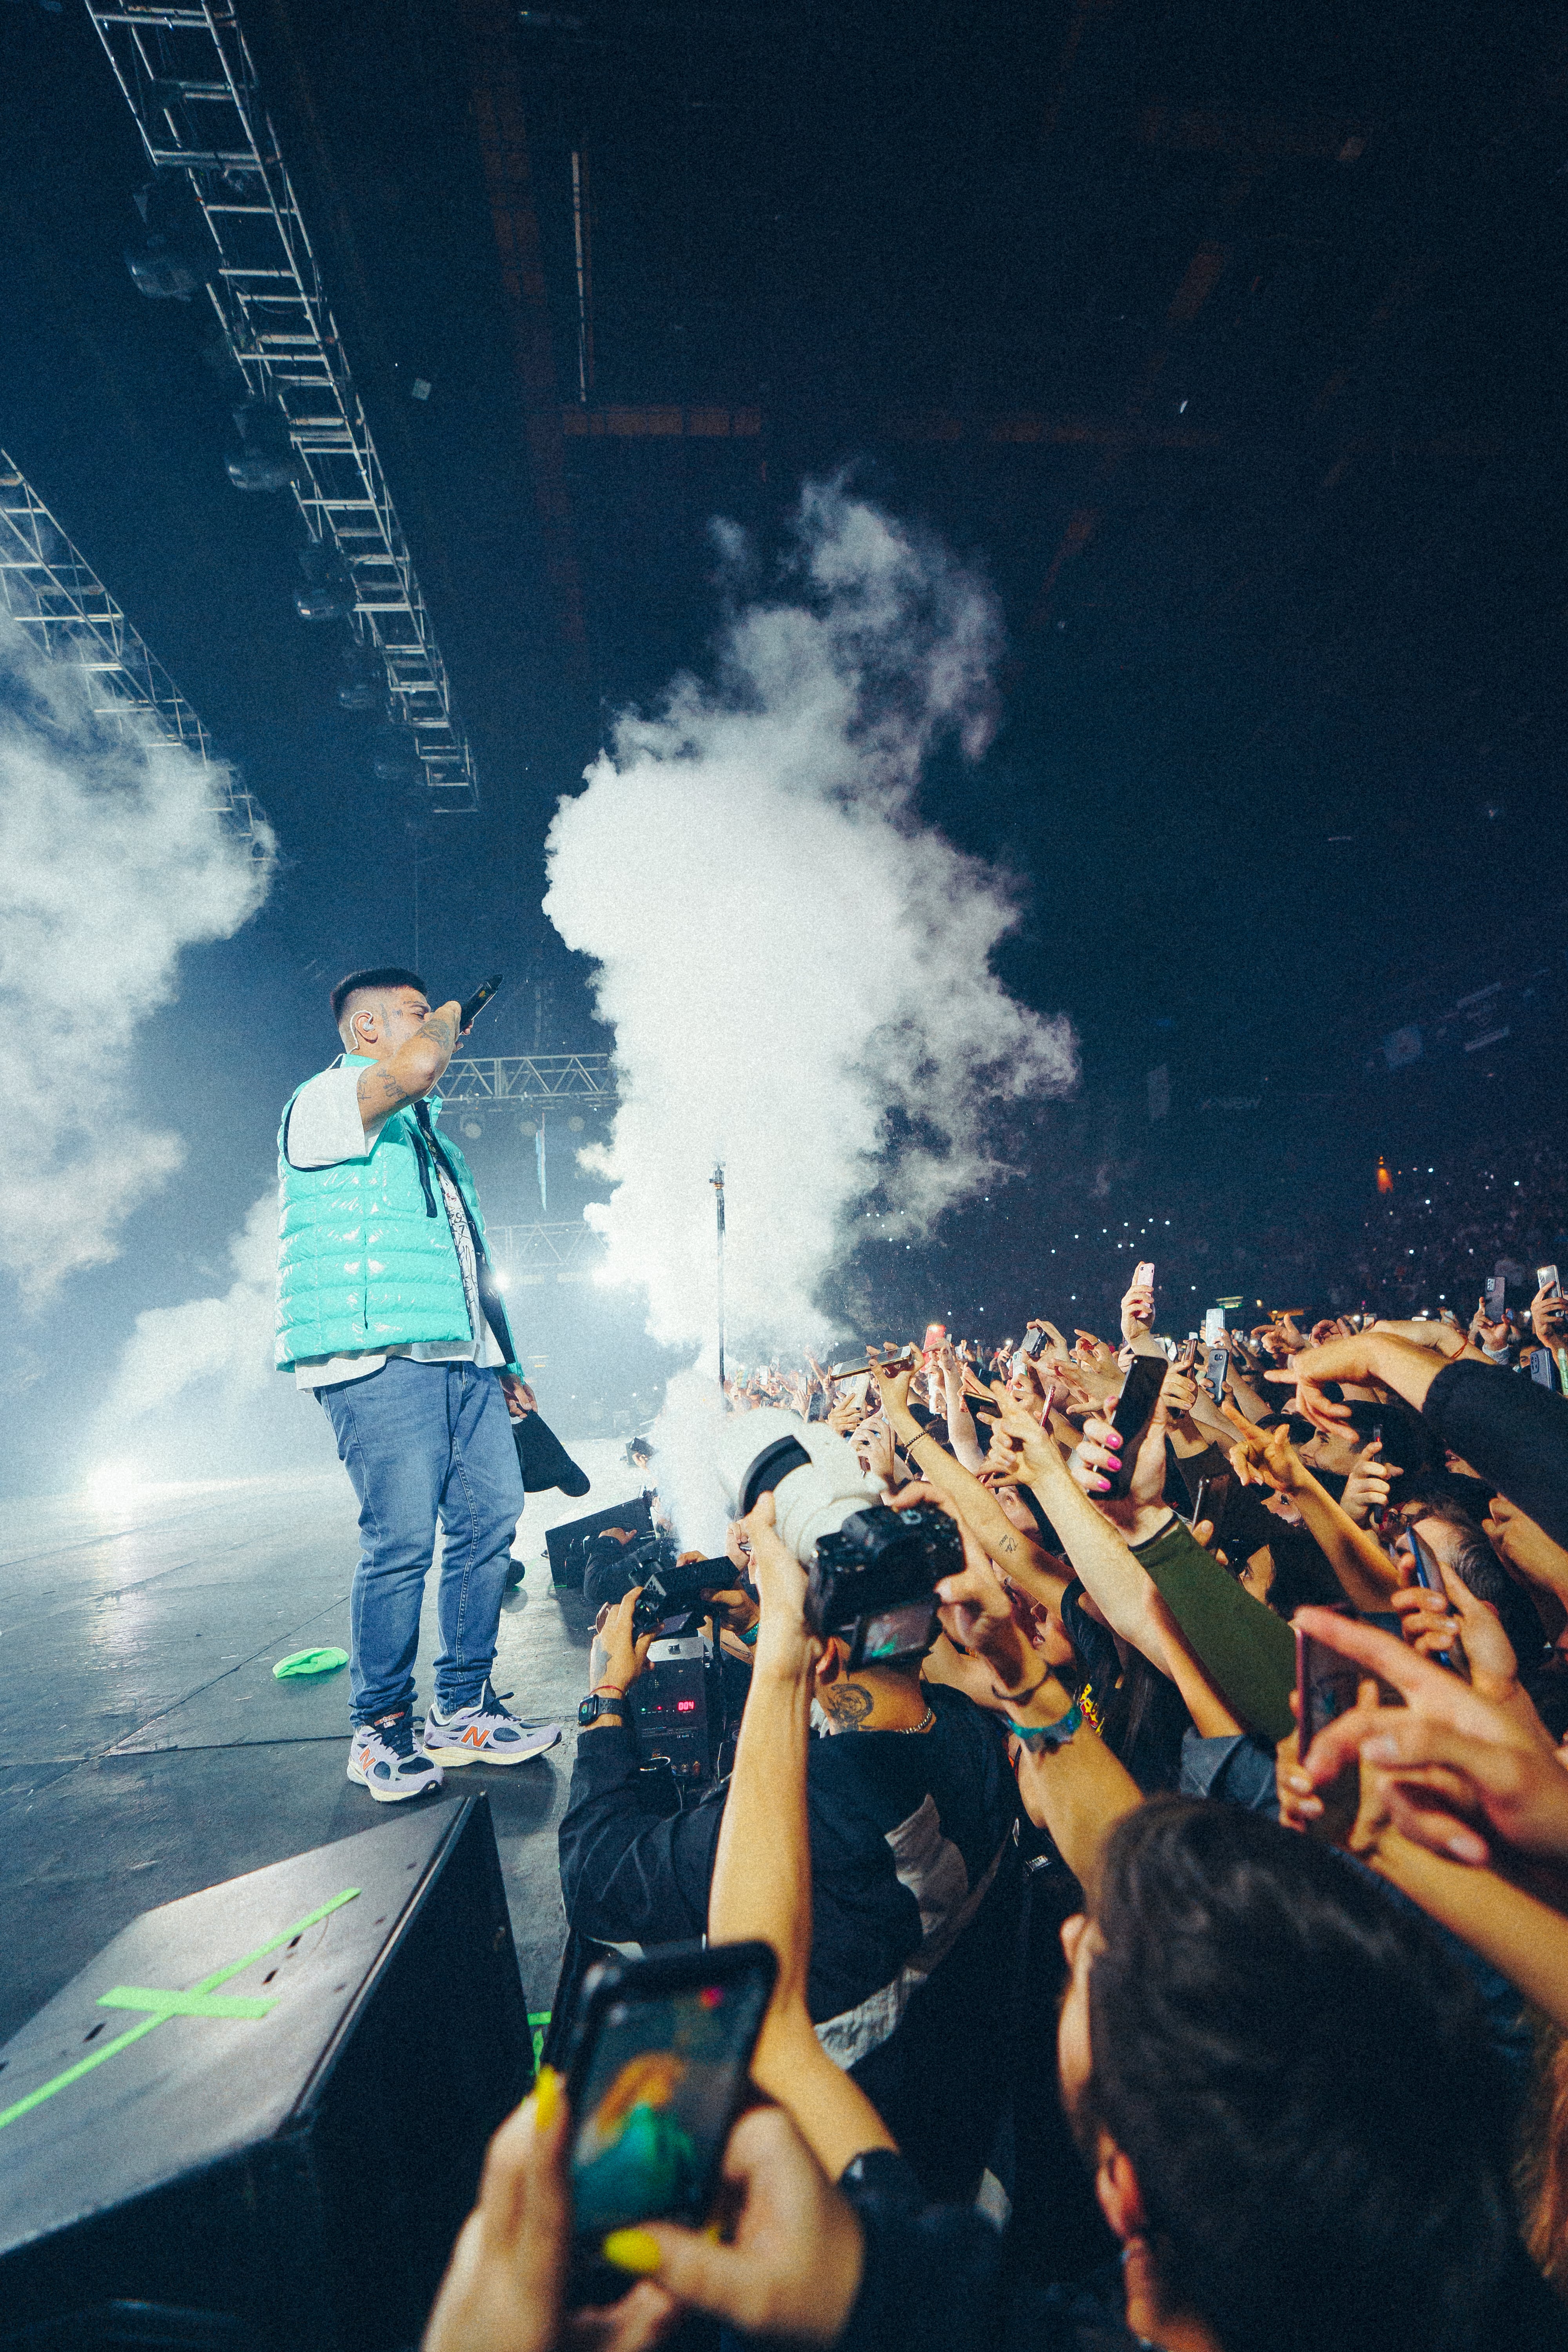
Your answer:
[0,1887,361,2134]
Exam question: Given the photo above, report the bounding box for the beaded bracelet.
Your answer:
[1007,1699,1084,1753]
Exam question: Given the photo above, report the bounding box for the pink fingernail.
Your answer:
[1092,1476,1111,1492]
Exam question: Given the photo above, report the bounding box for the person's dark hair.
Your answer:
[1447,1533,1548,1672]
[1255,1521,1346,1619]
[330,966,425,1029]
[1083,1798,1514,2352]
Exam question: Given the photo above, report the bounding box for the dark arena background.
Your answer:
[2,3,1567,2345]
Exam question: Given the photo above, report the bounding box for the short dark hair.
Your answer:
[330,967,425,1028]
[1083,1798,1514,2352]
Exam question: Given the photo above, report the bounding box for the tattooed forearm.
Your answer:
[818,1681,875,1729]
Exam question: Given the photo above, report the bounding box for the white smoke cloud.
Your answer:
[102,1187,277,1419]
[543,480,1077,1365]
[0,619,272,1304]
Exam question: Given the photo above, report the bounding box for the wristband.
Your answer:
[592,1682,626,1700]
[1007,1699,1084,1752]
[740,1623,759,1646]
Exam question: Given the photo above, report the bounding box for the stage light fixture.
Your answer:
[294,542,356,622]
[462,1119,483,1139]
[227,399,300,492]
[125,235,205,299]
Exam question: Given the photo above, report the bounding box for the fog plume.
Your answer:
[543,480,1077,1364]
[0,620,271,1304]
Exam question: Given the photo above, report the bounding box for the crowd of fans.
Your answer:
[423,1259,1568,2352]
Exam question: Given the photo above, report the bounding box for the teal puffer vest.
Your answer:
[274,1057,494,1370]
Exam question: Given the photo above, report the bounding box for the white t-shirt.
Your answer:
[284,1063,505,1390]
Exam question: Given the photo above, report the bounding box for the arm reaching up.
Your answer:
[706,1495,897,2179]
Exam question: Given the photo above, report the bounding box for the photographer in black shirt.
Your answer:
[558,1570,1021,2201]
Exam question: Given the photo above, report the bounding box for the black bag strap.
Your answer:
[411,1098,519,1368]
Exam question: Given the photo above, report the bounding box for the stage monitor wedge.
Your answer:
[0,1794,531,2352]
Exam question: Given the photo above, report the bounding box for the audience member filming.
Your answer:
[422,1267,1568,2352]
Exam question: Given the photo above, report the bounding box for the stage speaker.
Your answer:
[0,1794,531,2352]
[544,1492,654,1591]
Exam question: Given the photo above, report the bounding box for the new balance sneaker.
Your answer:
[422,1683,562,1767]
[347,1707,444,1803]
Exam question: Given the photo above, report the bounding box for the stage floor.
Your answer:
[0,1442,643,2046]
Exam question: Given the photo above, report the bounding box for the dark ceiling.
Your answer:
[3,0,1566,1180]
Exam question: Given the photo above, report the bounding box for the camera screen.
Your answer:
[856,1595,940,1663]
[570,1971,771,2236]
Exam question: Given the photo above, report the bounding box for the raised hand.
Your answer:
[1339,1437,1391,1527]
[1288,1606,1568,1867]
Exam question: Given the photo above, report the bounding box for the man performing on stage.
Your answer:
[275,967,561,1801]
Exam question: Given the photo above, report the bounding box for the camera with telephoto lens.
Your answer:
[713,1408,961,1669]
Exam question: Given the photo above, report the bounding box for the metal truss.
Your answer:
[83,0,478,811]
[439,1053,615,1109]
[486,1220,604,1283]
[0,446,272,857]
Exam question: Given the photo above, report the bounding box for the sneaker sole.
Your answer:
[347,1757,445,1802]
[422,1724,563,1768]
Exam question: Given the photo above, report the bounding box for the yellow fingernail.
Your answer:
[602,2227,663,2275]
[533,2063,560,2132]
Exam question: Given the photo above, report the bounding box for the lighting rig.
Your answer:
[87,0,478,813]
[0,446,271,859]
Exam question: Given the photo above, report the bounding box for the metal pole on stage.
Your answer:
[711,1164,726,1388]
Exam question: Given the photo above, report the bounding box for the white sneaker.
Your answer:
[347,1707,444,1802]
[422,1683,562,1767]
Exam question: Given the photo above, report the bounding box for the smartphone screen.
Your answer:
[568,1946,775,2243]
[1295,1626,1363,1749]
[1202,1307,1225,1346]
[1102,1353,1169,1499]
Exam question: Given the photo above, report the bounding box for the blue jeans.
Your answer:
[317,1357,524,1724]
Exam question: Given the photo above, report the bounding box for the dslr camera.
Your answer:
[713,1408,960,1668]
[584,1528,737,1787]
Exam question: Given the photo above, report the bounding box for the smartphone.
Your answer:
[1484,1274,1506,1319]
[1132,1260,1155,1292]
[1202,1307,1226,1345]
[565,1941,777,2292]
[1102,1352,1169,1500]
[1011,1349,1031,1379]
[922,1321,947,1362]
[1531,1347,1557,1388]
[1406,1525,1461,1673]
[1539,1265,1562,1300]
[459,972,503,1029]
[1202,1342,1228,1404]
[1024,1325,1050,1360]
[1295,1622,1364,1748]
[829,1346,920,1379]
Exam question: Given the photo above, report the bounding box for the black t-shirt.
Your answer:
[1058,1581,1191,1793]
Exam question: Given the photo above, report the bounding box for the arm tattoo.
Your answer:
[818,1681,874,1729]
[415,1010,457,1053]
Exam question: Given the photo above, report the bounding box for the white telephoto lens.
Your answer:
[713,1406,882,1566]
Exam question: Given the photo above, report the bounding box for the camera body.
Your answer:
[715,1408,957,1669]
[808,1503,960,1669]
[629,1629,717,1784]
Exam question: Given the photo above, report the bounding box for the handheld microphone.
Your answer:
[459,973,503,1030]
